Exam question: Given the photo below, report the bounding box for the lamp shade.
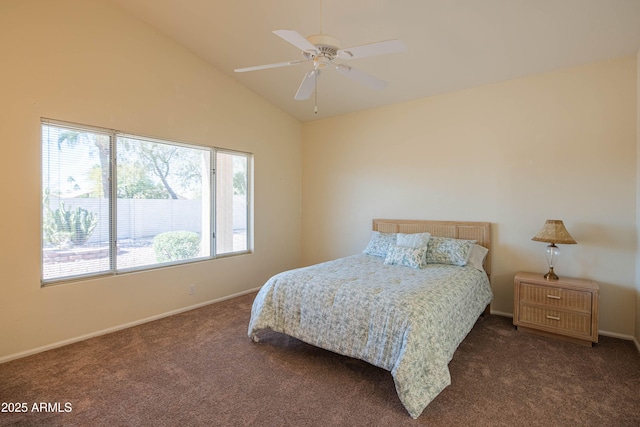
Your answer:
[531,220,576,245]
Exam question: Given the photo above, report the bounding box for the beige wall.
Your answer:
[302,56,637,337]
[0,0,302,360]
[1,0,637,361]
[636,48,640,346]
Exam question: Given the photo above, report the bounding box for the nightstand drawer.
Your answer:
[519,283,591,312]
[518,305,592,337]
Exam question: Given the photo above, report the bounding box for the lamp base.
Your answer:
[544,267,559,280]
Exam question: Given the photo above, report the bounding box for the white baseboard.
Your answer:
[3,292,637,364]
[490,312,640,353]
[489,310,513,318]
[0,287,261,365]
[599,330,640,353]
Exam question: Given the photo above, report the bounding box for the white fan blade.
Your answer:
[335,64,387,90]
[273,29,318,54]
[235,59,308,73]
[294,70,317,100]
[337,39,406,60]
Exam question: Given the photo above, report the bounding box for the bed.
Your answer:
[248,219,493,418]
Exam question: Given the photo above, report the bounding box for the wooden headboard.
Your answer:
[372,219,492,277]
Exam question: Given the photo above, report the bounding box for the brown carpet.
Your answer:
[1,292,639,427]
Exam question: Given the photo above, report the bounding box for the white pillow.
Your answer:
[467,244,489,272]
[396,232,431,248]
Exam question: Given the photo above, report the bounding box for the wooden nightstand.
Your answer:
[513,272,599,346]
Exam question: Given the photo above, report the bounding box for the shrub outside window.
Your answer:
[41,119,251,284]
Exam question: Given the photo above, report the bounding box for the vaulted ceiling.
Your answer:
[109,0,640,122]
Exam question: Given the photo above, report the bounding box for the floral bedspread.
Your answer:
[248,254,493,418]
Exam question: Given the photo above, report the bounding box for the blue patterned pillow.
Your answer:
[363,231,397,257]
[384,244,428,269]
[397,232,431,265]
[426,237,476,266]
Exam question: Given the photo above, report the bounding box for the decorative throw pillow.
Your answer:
[384,244,428,269]
[426,237,476,266]
[467,244,489,272]
[363,231,397,257]
[396,232,431,266]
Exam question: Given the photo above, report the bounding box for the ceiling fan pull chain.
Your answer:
[314,75,318,114]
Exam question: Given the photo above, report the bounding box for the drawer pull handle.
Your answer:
[546,315,561,321]
[546,294,561,300]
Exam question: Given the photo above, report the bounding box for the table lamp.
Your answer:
[531,219,576,280]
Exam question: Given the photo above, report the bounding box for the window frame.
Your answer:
[41,118,252,286]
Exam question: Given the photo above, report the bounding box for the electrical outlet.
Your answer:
[189,284,196,295]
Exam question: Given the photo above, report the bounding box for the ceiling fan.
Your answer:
[234,29,406,106]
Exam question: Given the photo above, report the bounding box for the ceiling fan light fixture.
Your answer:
[306,34,341,51]
[314,57,331,69]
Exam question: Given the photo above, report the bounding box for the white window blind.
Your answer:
[42,121,113,281]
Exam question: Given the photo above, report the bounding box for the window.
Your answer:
[41,119,251,284]
[216,150,249,255]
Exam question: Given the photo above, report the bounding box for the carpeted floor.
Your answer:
[1,292,639,426]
